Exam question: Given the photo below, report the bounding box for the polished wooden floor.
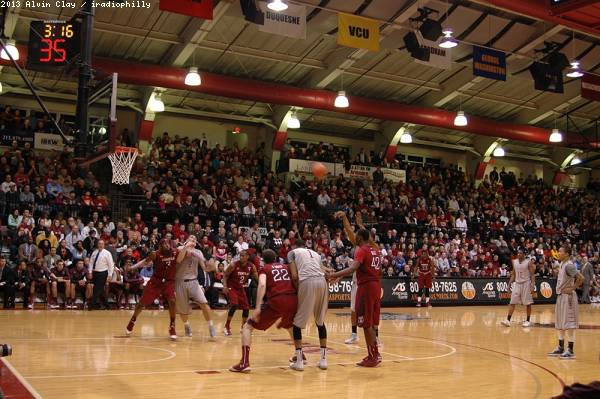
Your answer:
[1,304,599,399]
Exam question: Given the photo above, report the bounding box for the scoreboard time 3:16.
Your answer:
[27,20,81,71]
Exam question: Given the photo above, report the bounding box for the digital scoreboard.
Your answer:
[27,20,81,71]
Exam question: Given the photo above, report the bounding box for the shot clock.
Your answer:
[27,20,81,71]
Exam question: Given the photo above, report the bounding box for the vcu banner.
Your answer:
[581,72,600,102]
[337,13,380,52]
[159,0,213,20]
[473,46,506,81]
[258,1,306,39]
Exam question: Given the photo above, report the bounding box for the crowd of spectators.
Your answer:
[1,127,600,309]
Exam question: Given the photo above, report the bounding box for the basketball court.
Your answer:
[1,305,599,398]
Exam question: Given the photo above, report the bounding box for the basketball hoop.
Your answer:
[108,146,138,185]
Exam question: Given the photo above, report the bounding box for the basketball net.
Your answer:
[108,146,138,185]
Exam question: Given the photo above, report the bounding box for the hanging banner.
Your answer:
[581,72,600,102]
[472,46,506,81]
[34,132,64,151]
[258,1,306,39]
[337,13,380,52]
[414,32,451,69]
[159,0,213,20]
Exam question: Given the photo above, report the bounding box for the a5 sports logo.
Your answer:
[391,282,409,300]
[482,282,496,299]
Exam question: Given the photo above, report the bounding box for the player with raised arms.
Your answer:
[176,236,217,338]
[223,250,258,336]
[229,249,298,373]
[327,228,383,367]
[124,239,181,340]
[335,210,381,346]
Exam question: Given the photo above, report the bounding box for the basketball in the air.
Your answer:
[312,162,328,179]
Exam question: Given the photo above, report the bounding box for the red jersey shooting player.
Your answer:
[125,239,182,340]
[327,228,383,367]
[416,250,435,307]
[501,248,535,327]
[223,250,258,336]
[335,211,381,346]
[229,249,298,373]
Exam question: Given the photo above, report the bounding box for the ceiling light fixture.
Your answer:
[549,128,563,143]
[288,112,300,129]
[493,147,505,157]
[439,29,458,49]
[400,131,413,144]
[0,39,19,61]
[185,67,202,86]
[149,92,165,113]
[334,90,349,108]
[267,0,288,12]
[566,61,583,78]
[570,157,581,165]
[454,110,468,126]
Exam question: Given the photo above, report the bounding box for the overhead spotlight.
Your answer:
[400,132,413,144]
[570,157,581,165]
[0,39,19,61]
[334,90,349,108]
[288,112,300,129]
[185,67,202,86]
[99,126,107,135]
[267,0,288,12]
[566,61,583,78]
[149,92,165,113]
[454,111,468,127]
[549,128,563,143]
[0,82,3,93]
[439,29,458,49]
[493,147,505,157]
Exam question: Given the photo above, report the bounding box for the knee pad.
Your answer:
[317,324,327,340]
[293,325,302,341]
[242,309,249,318]
[228,307,236,317]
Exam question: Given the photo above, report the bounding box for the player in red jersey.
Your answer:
[223,250,258,336]
[327,228,383,367]
[416,250,435,307]
[125,239,183,340]
[229,249,298,372]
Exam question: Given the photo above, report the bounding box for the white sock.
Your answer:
[417,297,422,303]
[320,347,327,359]
[184,321,190,327]
[295,348,303,361]
[208,320,214,326]
[425,297,430,303]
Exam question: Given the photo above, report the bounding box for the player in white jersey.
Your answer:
[335,211,380,346]
[176,237,217,338]
[287,239,329,372]
[548,246,583,360]
[501,248,535,327]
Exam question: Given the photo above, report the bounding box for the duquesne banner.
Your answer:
[581,72,600,102]
[258,1,306,39]
[337,13,380,52]
[472,46,506,81]
[159,0,213,20]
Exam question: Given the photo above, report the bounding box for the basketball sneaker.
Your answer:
[169,326,177,341]
[559,350,575,360]
[416,303,421,307]
[209,325,217,338]
[356,356,381,368]
[500,319,511,327]
[317,358,328,370]
[547,347,564,357]
[345,333,359,344]
[427,303,432,308]
[289,359,304,372]
[223,327,232,336]
[184,324,193,337]
[521,321,531,327]
[288,353,307,364]
[229,362,251,373]
[126,320,135,336]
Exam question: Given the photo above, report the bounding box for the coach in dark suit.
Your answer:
[197,255,217,307]
[0,258,16,309]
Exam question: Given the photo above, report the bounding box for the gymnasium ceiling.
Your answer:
[2,0,600,163]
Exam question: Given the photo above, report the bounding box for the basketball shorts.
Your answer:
[249,294,298,331]
[294,276,328,328]
[228,288,250,310]
[53,281,68,292]
[555,292,578,330]
[356,281,381,329]
[126,281,143,293]
[418,272,432,289]
[176,279,208,315]
[510,281,534,306]
[350,281,357,312]
[140,278,175,306]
